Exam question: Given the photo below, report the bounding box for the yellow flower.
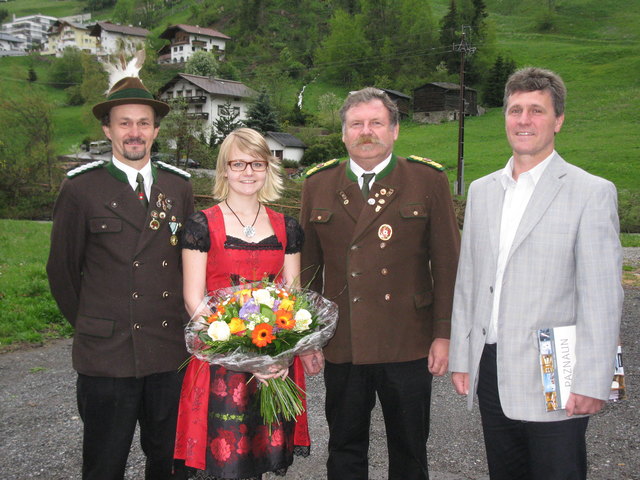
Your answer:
[279,298,295,311]
[237,288,252,306]
[229,317,246,335]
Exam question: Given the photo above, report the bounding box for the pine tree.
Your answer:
[213,101,243,144]
[483,55,517,107]
[245,89,280,134]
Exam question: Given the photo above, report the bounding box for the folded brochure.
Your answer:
[537,325,625,411]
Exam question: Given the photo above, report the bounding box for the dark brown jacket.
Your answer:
[300,155,460,364]
[47,161,194,378]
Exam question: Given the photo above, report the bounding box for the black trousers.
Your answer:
[477,344,589,480]
[77,371,186,480]
[324,358,433,480]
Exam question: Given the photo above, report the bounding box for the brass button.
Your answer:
[317,215,322,220]
[133,323,141,330]
[413,210,419,216]
[110,201,118,208]
[162,260,169,267]
[133,261,141,268]
[162,291,170,298]
[380,242,386,249]
[162,320,169,328]
[384,294,391,301]
[351,245,359,250]
[381,268,388,275]
[352,297,360,303]
[132,292,139,299]
[101,224,107,230]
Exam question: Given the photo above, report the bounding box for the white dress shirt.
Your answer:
[486,151,555,343]
[350,154,392,190]
[112,157,153,200]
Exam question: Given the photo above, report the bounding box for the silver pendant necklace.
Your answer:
[225,200,261,238]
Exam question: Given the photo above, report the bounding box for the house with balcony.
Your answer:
[89,22,149,58]
[44,20,96,56]
[1,13,57,50]
[157,24,230,64]
[158,73,255,139]
[0,32,27,55]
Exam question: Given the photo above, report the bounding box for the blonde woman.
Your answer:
[174,128,321,479]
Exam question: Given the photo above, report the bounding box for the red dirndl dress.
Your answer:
[174,205,310,479]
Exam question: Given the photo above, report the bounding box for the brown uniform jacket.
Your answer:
[47,161,194,378]
[300,155,460,365]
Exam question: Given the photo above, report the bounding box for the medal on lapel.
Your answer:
[169,216,181,246]
[378,224,393,241]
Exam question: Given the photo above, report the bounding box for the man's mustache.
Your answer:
[353,136,382,147]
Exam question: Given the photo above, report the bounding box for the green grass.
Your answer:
[621,234,640,248]
[1,0,86,18]
[0,220,71,348]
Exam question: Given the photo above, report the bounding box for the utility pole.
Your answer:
[453,26,476,196]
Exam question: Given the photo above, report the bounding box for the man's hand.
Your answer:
[299,350,324,375]
[565,393,605,417]
[428,338,449,376]
[451,372,470,395]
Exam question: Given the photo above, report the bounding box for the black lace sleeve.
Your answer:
[284,215,304,254]
[181,211,210,252]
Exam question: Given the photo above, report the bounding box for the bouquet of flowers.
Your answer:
[185,281,338,427]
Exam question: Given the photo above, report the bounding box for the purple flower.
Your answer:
[239,299,259,318]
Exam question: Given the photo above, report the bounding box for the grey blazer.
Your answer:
[449,153,623,422]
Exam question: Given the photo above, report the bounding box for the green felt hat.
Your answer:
[92,76,170,120]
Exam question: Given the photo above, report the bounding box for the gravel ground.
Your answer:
[1,254,638,480]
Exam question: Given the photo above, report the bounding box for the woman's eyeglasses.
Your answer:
[227,160,268,172]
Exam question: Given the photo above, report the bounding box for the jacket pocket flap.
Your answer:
[310,209,332,223]
[400,203,427,219]
[414,290,433,309]
[89,217,122,233]
[76,316,115,338]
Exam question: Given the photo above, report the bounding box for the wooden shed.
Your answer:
[412,82,478,123]
[380,88,412,119]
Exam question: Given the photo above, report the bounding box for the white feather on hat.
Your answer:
[103,50,146,94]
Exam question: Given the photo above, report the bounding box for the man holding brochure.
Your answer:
[449,67,623,479]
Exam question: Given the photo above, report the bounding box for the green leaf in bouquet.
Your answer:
[260,304,276,322]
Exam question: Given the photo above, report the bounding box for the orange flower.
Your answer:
[275,309,295,330]
[252,323,275,348]
[206,314,218,324]
[216,305,226,315]
[229,317,246,335]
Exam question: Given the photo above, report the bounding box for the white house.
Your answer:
[265,132,306,164]
[1,14,57,50]
[0,32,26,55]
[89,22,149,58]
[158,73,255,139]
[157,24,230,64]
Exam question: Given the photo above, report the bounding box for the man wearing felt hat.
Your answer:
[47,51,193,480]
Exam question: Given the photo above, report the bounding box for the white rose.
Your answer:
[207,321,231,341]
[252,289,275,308]
[293,309,312,332]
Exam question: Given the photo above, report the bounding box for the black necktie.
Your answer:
[361,173,375,198]
[136,173,148,208]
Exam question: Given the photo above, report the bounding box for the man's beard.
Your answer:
[123,138,147,161]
